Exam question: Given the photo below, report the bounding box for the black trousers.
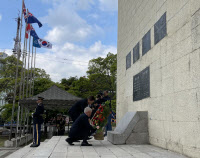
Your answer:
[68,128,96,143]
[68,132,89,143]
[68,111,79,122]
[34,123,41,145]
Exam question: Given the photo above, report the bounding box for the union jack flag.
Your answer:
[30,25,39,39]
[25,24,31,39]
[25,10,42,28]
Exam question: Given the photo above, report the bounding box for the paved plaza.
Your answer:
[5,136,189,158]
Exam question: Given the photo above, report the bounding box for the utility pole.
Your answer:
[13,17,21,57]
[9,16,21,140]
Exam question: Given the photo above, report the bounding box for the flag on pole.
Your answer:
[33,37,41,48]
[30,26,39,39]
[23,1,26,18]
[25,10,43,28]
[25,24,31,39]
[33,38,52,49]
[38,38,52,49]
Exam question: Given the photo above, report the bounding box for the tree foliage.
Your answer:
[0,55,58,122]
[61,52,117,110]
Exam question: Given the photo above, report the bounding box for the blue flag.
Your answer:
[25,11,42,28]
[33,37,41,48]
[30,26,39,39]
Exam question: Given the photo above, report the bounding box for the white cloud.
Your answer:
[36,0,117,82]
[0,49,12,56]
[35,41,116,82]
[99,0,118,11]
[0,14,2,22]
[41,0,94,10]
[42,1,103,44]
[88,13,99,19]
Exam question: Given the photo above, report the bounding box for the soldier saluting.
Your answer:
[30,96,44,147]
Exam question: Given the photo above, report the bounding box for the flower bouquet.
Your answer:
[91,103,111,140]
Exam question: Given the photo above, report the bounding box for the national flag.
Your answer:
[30,26,39,39]
[33,38,52,49]
[38,38,52,49]
[33,37,41,48]
[22,1,27,18]
[25,24,31,39]
[25,10,42,28]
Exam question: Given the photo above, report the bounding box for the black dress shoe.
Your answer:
[65,138,74,145]
[74,140,80,142]
[30,144,39,147]
[81,141,92,146]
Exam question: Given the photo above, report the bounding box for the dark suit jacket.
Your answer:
[102,96,111,108]
[68,99,88,115]
[69,113,94,138]
[33,103,44,124]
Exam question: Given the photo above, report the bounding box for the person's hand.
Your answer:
[96,126,100,129]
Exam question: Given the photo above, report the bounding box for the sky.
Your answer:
[0,0,118,82]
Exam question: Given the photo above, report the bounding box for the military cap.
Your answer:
[38,96,44,100]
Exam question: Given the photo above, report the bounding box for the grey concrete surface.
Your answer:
[108,111,149,145]
[5,136,189,158]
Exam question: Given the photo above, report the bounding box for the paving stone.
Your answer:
[5,136,189,158]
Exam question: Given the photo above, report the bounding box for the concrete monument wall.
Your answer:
[117,0,200,158]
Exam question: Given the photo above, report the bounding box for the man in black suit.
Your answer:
[66,107,99,146]
[102,90,112,137]
[68,96,95,122]
[30,96,45,147]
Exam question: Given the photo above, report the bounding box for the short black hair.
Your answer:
[88,96,95,101]
[96,94,101,99]
[38,96,44,100]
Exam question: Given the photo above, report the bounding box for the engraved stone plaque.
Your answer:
[133,42,140,64]
[126,52,131,70]
[140,67,150,99]
[133,73,141,101]
[142,30,151,56]
[154,12,167,45]
[133,66,150,101]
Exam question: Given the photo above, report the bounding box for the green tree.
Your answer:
[67,52,117,102]
[0,56,23,95]
[60,76,78,91]
[68,77,91,98]
[87,52,117,96]
[0,55,59,122]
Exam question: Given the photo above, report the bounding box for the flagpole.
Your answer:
[19,0,24,49]
[18,0,25,138]
[9,17,21,141]
[26,32,31,98]
[32,47,36,95]
[30,37,34,96]
[22,32,28,137]
[19,28,27,137]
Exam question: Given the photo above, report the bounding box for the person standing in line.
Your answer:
[30,97,44,147]
[102,90,112,137]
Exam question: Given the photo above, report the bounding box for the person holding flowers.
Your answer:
[91,102,111,140]
[66,107,99,146]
